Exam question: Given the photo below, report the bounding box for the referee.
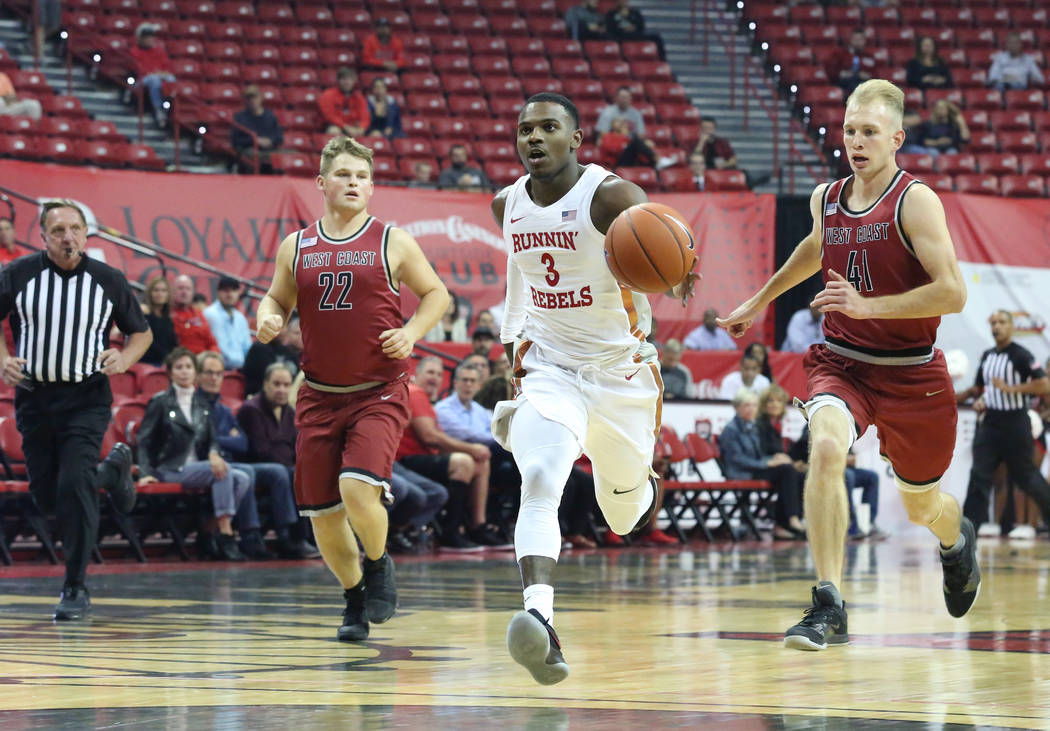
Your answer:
[957,310,1050,535]
[0,199,152,620]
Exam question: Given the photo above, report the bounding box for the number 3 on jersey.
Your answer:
[318,271,353,310]
[541,252,560,287]
[846,249,874,293]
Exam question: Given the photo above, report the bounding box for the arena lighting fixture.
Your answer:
[773,64,781,72]
[833,149,841,157]
[162,100,171,109]
[126,76,135,85]
[92,53,101,63]
[198,125,207,135]
[803,105,811,114]
[819,126,826,135]
[748,21,756,30]
[59,30,68,40]
[790,84,797,93]
[737,1,743,7]
[761,41,768,50]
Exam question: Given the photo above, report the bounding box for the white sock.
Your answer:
[523,583,554,625]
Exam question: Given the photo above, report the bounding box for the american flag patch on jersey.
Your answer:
[561,209,577,221]
[824,202,838,215]
[301,236,318,248]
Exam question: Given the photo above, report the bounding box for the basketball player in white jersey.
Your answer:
[491,93,696,684]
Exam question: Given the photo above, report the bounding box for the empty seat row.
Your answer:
[0,135,165,170]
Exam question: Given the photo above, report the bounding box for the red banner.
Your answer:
[0,160,775,342]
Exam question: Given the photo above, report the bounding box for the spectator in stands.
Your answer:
[413,354,446,403]
[720,352,771,401]
[34,0,61,61]
[192,293,207,311]
[476,310,496,332]
[235,361,320,559]
[470,327,496,361]
[408,160,435,188]
[242,313,301,397]
[361,18,405,73]
[194,351,271,560]
[136,347,252,561]
[397,379,491,551]
[0,212,20,267]
[424,290,469,343]
[434,363,510,547]
[598,117,658,169]
[719,389,805,540]
[684,308,737,350]
[491,350,510,379]
[386,462,448,553]
[688,152,706,191]
[596,87,646,138]
[605,0,666,61]
[129,24,175,129]
[756,384,791,457]
[139,276,177,367]
[565,0,609,41]
[203,276,252,370]
[231,85,283,175]
[906,36,953,90]
[364,78,405,140]
[171,274,218,355]
[988,33,1044,91]
[744,341,773,382]
[693,117,737,171]
[0,71,42,120]
[438,144,490,191]
[319,68,369,138]
[659,338,695,400]
[915,99,970,156]
[781,301,825,353]
[463,353,492,383]
[900,109,926,155]
[827,28,876,95]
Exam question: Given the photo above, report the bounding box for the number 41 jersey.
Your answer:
[293,217,405,387]
[820,169,940,363]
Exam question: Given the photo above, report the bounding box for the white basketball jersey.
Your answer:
[502,164,651,368]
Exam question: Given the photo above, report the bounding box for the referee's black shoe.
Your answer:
[98,442,136,514]
[54,584,91,621]
[941,517,981,618]
[363,552,397,624]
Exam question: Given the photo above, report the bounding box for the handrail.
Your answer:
[170,93,261,175]
[413,342,464,366]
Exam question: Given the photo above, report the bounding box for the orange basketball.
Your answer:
[604,203,697,294]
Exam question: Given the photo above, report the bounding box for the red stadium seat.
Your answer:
[508,38,548,57]
[297,3,334,24]
[971,7,1011,27]
[475,140,517,161]
[39,95,88,118]
[658,167,699,193]
[966,132,1000,154]
[317,28,357,49]
[76,140,126,167]
[480,75,523,99]
[952,174,1000,195]
[430,117,472,139]
[614,166,658,190]
[977,153,1020,175]
[560,79,605,101]
[706,170,749,192]
[897,153,936,174]
[405,93,448,115]
[203,42,240,61]
[126,144,166,171]
[242,65,280,86]
[631,61,673,81]
[282,131,312,152]
[551,57,591,78]
[999,132,1040,154]
[37,117,84,139]
[401,72,441,94]
[513,56,551,79]
[84,120,123,142]
[241,28,282,46]
[484,161,524,186]
[214,1,254,20]
[8,71,50,95]
[937,153,978,175]
[429,34,468,54]
[925,89,963,109]
[393,137,434,158]
[448,96,491,117]
[140,0,178,16]
[441,74,483,95]
[923,173,955,192]
[280,67,321,88]
[468,36,508,56]
[431,53,472,75]
[1033,112,1050,134]
[472,118,514,140]
[35,137,81,163]
[397,156,438,180]
[954,29,998,49]
[280,46,320,66]
[964,89,1003,111]
[274,110,316,132]
[201,62,240,84]
[583,40,621,61]
[999,174,1046,198]
[646,82,688,105]
[256,3,294,23]
[989,111,1033,132]
[487,16,529,36]
[1019,154,1050,177]
[270,152,314,176]
[317,49,357,70]
[787,3,824,22]
[401,116,432,138]
[953,69,988,90]
[372,155,400,182]
[241,44,281,65]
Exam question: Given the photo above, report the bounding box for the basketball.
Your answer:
[604,203,697,293]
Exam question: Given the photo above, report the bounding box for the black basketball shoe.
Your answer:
[941,517,981,618]
[54,584,91,621]
[363,552,397,624]
[784,584,849,651]
[506,608,570,685]
[338,582,369,642]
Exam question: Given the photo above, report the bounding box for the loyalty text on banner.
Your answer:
[1,160,775,344]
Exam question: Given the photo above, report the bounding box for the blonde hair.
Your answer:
[320,136,374,177]
[758,383,790,417]
[846,79,904,130]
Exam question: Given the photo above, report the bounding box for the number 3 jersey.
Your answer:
[293,217,405,387]
[819,169,939,364]
[500,164,652,368]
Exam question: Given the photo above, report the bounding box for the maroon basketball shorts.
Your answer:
[803,345,957,486]
[293,380,410,517]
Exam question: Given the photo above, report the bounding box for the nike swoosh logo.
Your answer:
[925,389,945,397]
[625,369,641,381]
[510,215,526,224]
[612,486,640,495]
[380,394,393,400]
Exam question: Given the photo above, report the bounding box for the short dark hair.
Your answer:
[701,116,717,126]
[165,346,197,373]
[336,67,357,80]
[522,92,580,130]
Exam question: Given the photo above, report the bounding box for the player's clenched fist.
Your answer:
[256,314,284,344]
[379,328,415,360]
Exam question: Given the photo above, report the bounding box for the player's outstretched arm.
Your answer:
[384,227,450,360]
[718,184,826,338]
[256,233,299,344]
[817,184,965,321]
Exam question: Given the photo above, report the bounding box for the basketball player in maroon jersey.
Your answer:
[256,137,449,641]
[719,80,979,650]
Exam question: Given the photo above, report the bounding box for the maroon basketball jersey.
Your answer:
[293,217,406,387]
[819,169,938,363]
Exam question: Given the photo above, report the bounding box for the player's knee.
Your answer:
[899,486,940,525]
[809,434,847,473]
[519,461,562,506]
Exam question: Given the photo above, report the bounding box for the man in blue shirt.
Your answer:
[204,276,253,369]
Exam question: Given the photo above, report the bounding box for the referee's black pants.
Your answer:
[963,410,1050,530]
[15,376,112,587]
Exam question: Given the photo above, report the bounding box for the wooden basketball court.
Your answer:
[0,537,1047,729]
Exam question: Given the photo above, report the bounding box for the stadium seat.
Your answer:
[126,144,166,171]
[401,116,432,138]
[923,173,954,192]
[84,120,124,142]
[937,153,978,175]
[977,153,1020,175]
[9,71,50,96]
[925,89,963,109]
[487,16,529,36]
[200,61,240,84]
[513,57,551,79]
[659,167,699,193]
[241,28,282,46]
[35,137,81,163]
[405,93,448,114]
[953,174,999,195]
[297,3,334,24]
[468,37,507,57]
[39,95,88,118]
[999,175,1046,198]
[952,69,988,89]
[317,28,357,49]
[317,49,357,70]
[484,161,523,186]
[442,74,483,96]
[480,76,523,99]
[429,34,468,54]
[214,1,254,20]
[966,132,999,154]
[397,156,438,180]
[282,131,312,153]
[472,119,514,140]
[787,3,824,22]
[430,117,472,140]
[280,67,321,88]
[76,140,126,167]
[431,53,472,75]
[0,134,29,159]
[646,82,687,105]
[706,170,749,191]
[393,137,434,158]
[37,117,83,139]
[281,46,320,66]
[999,132,1040,154]
[583,40,621,62]
[544,39,584,58]
[401,72,441,94]
[240,44,281,65]
[972,7,1011,27]
[269,152,314,176]
[964,89,1003,111]
[256,2,294,22]
[551,57,591,78]
[1019,154,1050,177]
[474,141,517,162]
[954,29,998,49]
[989,111,1033,132]
[897,153,936,174]
[140,0,178,16]
[242,65,280,86]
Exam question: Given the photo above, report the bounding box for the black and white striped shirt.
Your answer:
[975,342,1046,412]
[0,252,148,384]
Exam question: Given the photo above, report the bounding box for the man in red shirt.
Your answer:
[827,28,876,95]
[128,24,175,128]
[171,274,218,354]
[361,18,405,73]
[318,68,369,137]
[0,213,20,268]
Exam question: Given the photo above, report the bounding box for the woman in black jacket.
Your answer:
[136,347,252,560]
[906,36,953,90]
